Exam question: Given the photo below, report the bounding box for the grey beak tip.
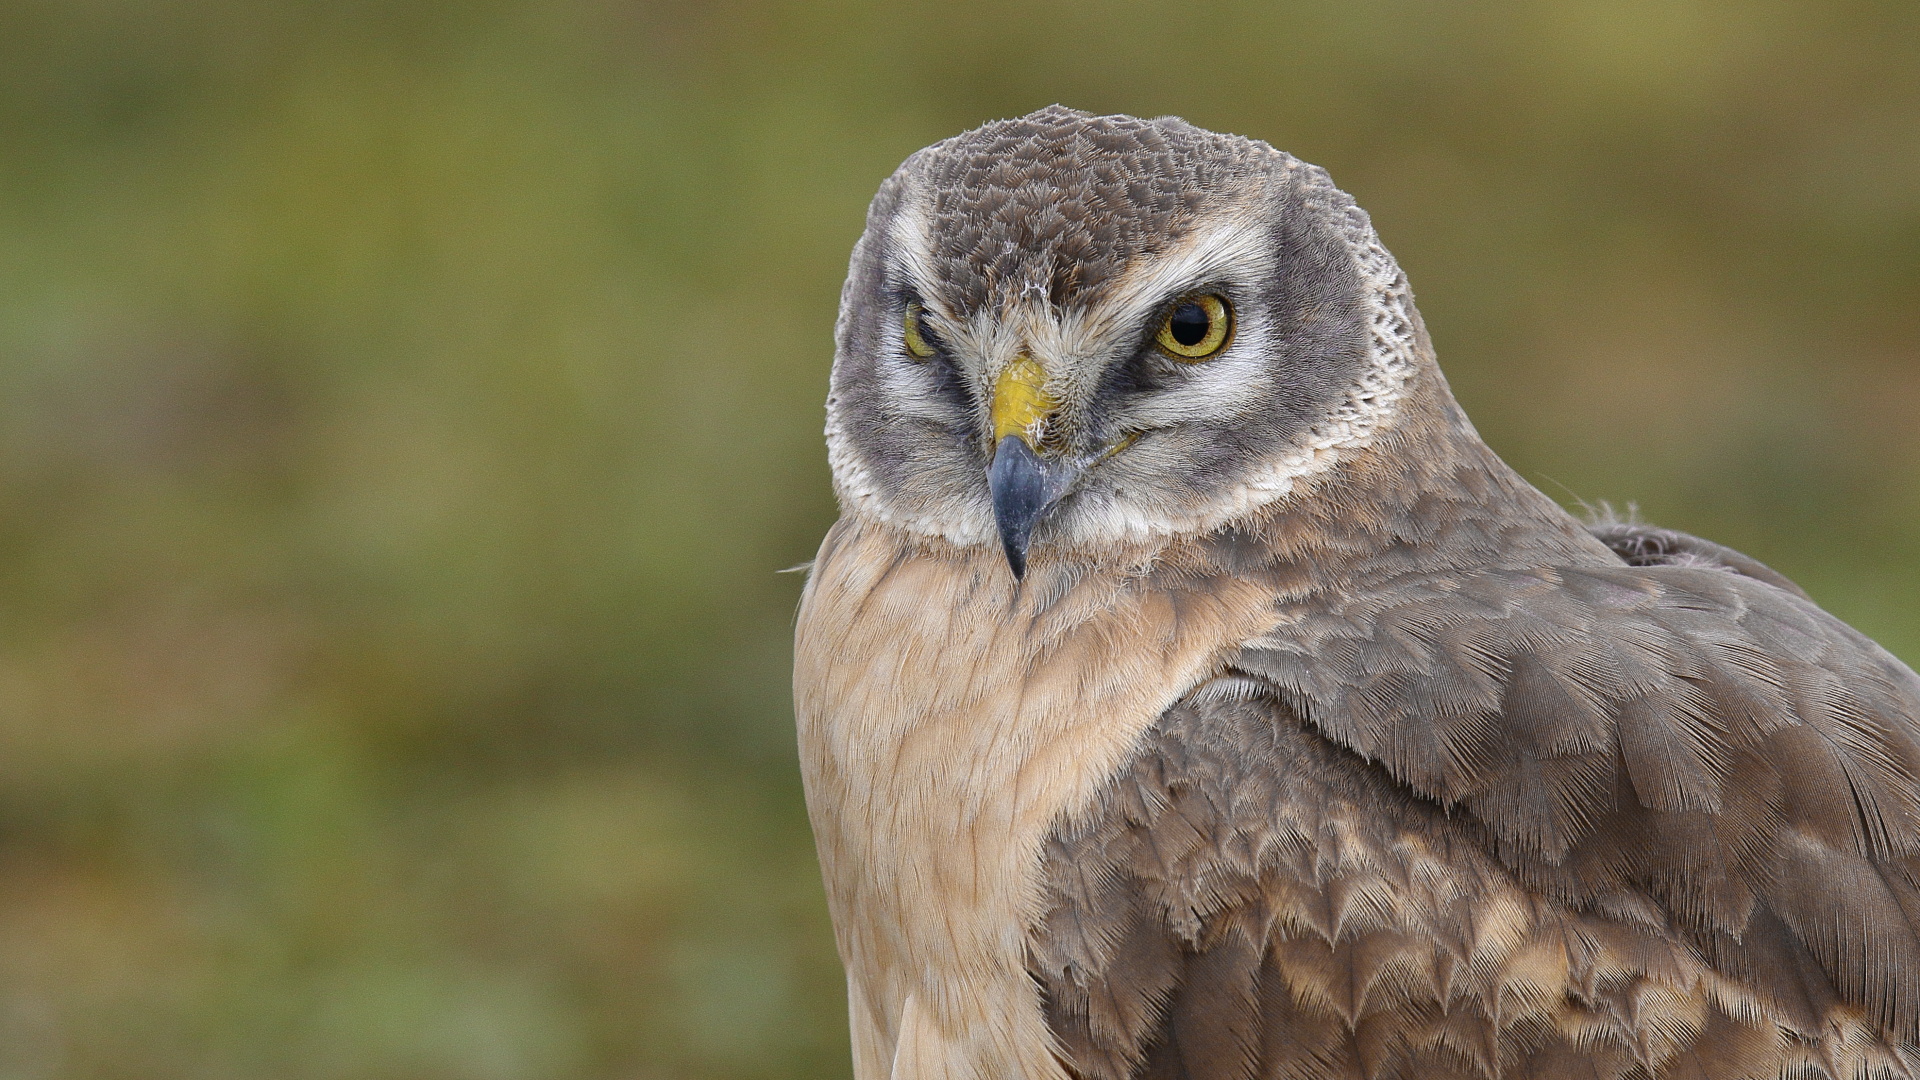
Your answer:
[988,435,1067,581]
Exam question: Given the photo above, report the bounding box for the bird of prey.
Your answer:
[792,106,1920,1080]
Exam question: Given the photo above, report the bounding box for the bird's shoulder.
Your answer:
[1237,524,1920,851]
[1031,524,1920,1078]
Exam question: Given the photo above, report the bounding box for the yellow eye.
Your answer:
[1155,294,1232,360]
[903,302,937,359]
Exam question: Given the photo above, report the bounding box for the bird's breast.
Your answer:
[792,517,1279,1080]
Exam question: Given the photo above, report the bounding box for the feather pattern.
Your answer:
[1031,521,1920,1080]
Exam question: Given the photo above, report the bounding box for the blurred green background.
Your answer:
[0,0,1916,1076]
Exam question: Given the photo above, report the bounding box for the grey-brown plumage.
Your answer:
[796,106,1920,1080]
[1033,513,1920,1079]
[913,115,1240,310]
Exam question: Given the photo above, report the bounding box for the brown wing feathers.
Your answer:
[1032,543,1920,1079]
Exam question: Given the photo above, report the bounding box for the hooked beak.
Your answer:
[986,357,1080,579]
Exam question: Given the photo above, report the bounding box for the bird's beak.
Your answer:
[986,356,1078,579]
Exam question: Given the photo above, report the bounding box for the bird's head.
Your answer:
[826,106,1427,579]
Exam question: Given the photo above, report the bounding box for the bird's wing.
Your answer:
[1031,559,1920,1080]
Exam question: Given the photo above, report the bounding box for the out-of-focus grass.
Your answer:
[0,1,1915,1076]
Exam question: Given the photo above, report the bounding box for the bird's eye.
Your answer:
[1156,295,1232,361]
[903,302,937,359]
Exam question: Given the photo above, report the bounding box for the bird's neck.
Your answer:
[1212,366,1618,595]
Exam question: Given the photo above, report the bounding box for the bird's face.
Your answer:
[827,108,1422,577]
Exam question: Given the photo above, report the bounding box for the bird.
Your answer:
[791,106,1920,1080]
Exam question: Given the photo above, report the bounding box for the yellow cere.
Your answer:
[1156,294,1232,360]
[903,302,936,358]
[991,355,1058,445]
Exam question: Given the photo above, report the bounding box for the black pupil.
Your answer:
[1169,302,1211,347]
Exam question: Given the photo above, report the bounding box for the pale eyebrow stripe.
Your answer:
[883,187,1278,399]
[1073,209,1275,346]
[885,199,948,317]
